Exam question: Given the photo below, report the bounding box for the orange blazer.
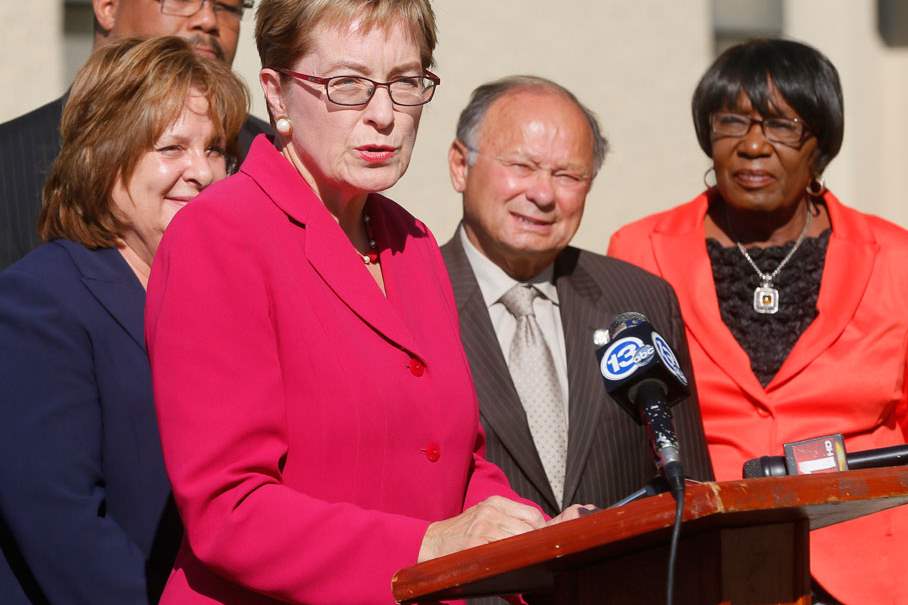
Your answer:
[145,137,524,604]
[608,191,908,605]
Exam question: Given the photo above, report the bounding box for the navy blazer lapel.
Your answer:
[58,241,146,350]
[554,249,608,507]
[442,235,559,511]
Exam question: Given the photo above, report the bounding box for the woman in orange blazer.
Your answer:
[144,2,583,604]
[608,39,908,605]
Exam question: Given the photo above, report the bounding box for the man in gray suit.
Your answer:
[442,76,713,518]
[0,0,270,269]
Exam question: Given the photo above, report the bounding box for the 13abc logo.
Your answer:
[601,337,653,381]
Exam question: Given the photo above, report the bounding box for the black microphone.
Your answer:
[595,312,691,496]
[744,443,908,478]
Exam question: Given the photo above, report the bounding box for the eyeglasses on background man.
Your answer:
[159,0,255,22]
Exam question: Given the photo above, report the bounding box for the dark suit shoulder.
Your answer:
[0,97,66,269]
[0,97,64,145]
[236,115,274,161]
[561,247,684,340]
[242,114,272,137]
[570,247,676,295]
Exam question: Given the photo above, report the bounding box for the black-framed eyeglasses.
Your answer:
[159,0,254,21]
[710,112,809,147]
[276,69,441,107]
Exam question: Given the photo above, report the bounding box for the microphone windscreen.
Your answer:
[742,455,787,478]
[608,312,648,338]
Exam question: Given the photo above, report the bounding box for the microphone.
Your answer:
[594,312,691,496]
[743,435,908,478]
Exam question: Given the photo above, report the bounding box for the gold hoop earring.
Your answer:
[703,166,717,189]
[275,117,292,137]
[806,175,826,198]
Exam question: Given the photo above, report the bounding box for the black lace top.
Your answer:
[706,229,831,386]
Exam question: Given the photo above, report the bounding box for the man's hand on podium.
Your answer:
[547,504,599,526]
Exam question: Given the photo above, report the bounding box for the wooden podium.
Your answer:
[392,468,908,604]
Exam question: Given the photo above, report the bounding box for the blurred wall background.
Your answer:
[3,0,907,251]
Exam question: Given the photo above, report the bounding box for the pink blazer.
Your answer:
[146,137,522,604]
[608,191,908,604]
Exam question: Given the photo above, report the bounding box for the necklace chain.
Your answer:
[361,211,379,265]
[733,204,812,284]
[726,203,813,314]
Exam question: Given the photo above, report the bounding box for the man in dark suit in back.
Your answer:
[442,76,713,521]
[0,0,270,269]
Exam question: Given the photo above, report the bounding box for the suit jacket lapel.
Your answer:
[651,196,768,402]
[771,193,878,386]
[555,249,607,507]
[241,138,420,358]
[442,234,558,510]
[60,241,146,351]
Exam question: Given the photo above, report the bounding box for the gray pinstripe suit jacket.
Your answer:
[441,235,713,518]
[0,96,272,270]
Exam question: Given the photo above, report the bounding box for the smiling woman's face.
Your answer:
[112,91,227,264]
[711,89,818,217]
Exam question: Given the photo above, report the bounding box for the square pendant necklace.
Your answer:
[733,205,812,315]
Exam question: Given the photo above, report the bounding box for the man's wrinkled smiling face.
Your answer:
[450,89,595,280]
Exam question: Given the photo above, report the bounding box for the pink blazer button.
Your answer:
[408,357,425,377]
[422,444,440,462]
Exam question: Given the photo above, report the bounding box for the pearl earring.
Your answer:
[276,117,292,136]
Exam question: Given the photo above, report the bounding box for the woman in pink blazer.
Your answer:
[144,2,577,603]
[608,39,908,605]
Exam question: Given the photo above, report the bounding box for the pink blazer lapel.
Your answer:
[240,137,421,358]
[771,193,878,386]
[651,195,768,401]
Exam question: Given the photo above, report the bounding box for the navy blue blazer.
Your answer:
[0,240,180,604]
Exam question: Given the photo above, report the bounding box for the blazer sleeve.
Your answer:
[0,269,150,604]
[146,211,430,605]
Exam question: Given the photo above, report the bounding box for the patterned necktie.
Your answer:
[500,283,567,508]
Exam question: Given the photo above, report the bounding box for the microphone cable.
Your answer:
[665,477,685,605]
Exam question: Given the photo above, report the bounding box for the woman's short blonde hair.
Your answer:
[39,36,249,248]
[255,0,438,73]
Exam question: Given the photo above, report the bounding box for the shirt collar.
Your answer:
[458,225,559,308]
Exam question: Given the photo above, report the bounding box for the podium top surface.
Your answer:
[392,467,908,603]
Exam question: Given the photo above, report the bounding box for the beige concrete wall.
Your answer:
[0,1,64,122]
[3,2,904,242]
[786,0,908,229]
[235,1,714,251]
[384,1,713,251]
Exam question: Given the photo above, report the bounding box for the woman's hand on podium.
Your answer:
[417,496,546,562]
